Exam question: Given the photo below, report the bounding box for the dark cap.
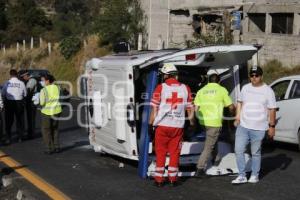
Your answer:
[249,66,263,76]
[19,70,29,77]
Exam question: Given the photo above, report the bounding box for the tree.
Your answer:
[94,0,145,48]
[53,0,96,40]
[3,0,52,44]
[0,0,7,31]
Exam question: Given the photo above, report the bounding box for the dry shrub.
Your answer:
[0,35,110,93]
[263,59,300,84]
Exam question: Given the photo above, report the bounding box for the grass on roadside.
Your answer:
[262,60,300,84]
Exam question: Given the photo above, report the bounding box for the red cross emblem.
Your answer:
[166,92,183,109]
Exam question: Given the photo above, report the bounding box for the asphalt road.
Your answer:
[1,99,300,200]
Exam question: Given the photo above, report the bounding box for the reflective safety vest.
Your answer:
[194,83,232,127]
[40,84,62,116]
[153,83,189,128]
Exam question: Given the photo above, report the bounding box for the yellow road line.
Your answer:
[0,150,71,200]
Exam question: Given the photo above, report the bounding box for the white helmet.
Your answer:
[160,63,178,75]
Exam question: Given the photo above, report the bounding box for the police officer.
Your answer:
[20,70,38,139]
[39,74,62,154]
[2,69,27,144]
[194,73,235,177]
[149,63,194,187]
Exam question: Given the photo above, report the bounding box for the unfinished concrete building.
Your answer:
[140,0,243,49]
[242,0,300,65]
[141,0,300,66]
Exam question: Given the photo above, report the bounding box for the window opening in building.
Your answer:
[248,13,266,32]
[170,9,190,17]
[271,13,293,34]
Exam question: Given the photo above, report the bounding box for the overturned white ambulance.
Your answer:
[81,45,257,178]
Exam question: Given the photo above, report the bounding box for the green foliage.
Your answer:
[1,0,51,45]
[59,36,82,59]
[186,30,225,48]
[52,0,99,40]
[95,0,145,48]
[0,0,7,31]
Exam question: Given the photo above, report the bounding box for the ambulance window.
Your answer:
[271,80,290,101]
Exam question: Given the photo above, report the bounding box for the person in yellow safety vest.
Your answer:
[39,74,62,155]
[194,73,235,178]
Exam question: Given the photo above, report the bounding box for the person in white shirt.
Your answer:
[232,66,276,185]
[2,69,27,144]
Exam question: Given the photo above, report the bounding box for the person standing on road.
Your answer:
[232,66,276,184]
[149,63,194,187]
[2,69,27,144]
[20,70,38,139]
[39,74,62,154]
[194,73,235,178]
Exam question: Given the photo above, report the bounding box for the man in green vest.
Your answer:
[194,73,235,177]
[39,74,62,154]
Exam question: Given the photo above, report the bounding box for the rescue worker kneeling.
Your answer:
[149,63,194,187]
[39,74,62,154]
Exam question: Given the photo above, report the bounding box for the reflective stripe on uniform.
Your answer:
[168,167,178,171]
[154,172,164,177]
[168,172,178,177]
[155,167,165,171]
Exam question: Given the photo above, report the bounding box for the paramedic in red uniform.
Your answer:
[149,63,194,187]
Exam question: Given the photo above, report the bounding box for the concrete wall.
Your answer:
[243,33,300,66]
[140,0,169,50]
[169,14,194,48]
[242,2,300,66]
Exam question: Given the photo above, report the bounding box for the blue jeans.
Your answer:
[235,125,265,177]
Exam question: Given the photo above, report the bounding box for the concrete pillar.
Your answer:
[48,42,51,55]
[39,37,43,48]
[293,13,300,35]
[233,30,241,44]
[265,13,272,34]
[138,33,143,50]
[23,40,26,51]
[30,37,34,49]
[83,40,87,49]
[242,12,249,34]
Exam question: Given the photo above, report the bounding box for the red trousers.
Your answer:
[154,126,183,183]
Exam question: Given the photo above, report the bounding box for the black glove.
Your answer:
[148,124,154,135]
[148,124,156,141]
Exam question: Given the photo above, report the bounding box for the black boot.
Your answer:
[194,169,207,178]
[153,181,164,188]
